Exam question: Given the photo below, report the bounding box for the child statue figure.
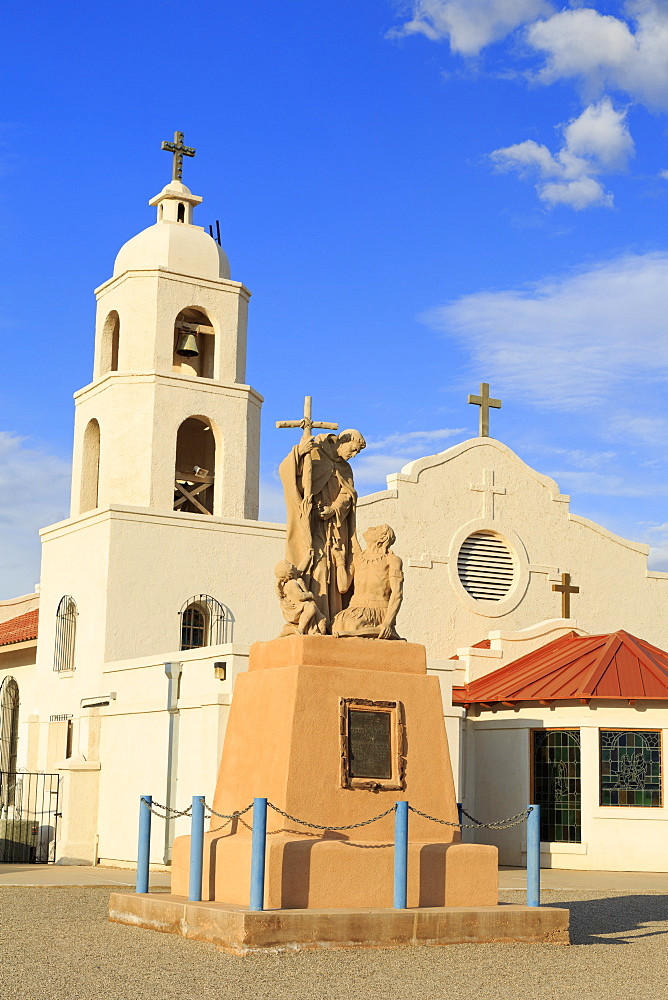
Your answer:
[274,556,327,638]
[331,524,404,639]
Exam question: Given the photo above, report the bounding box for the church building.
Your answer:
[1,141,666,874]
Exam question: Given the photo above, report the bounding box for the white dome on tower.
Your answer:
[113,180,230,280]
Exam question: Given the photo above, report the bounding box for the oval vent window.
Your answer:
[457,531,515,602]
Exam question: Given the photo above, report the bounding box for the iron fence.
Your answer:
[0,771,60,863]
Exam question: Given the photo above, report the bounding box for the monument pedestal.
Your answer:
[110,635,569,948]
[170,635,497,908]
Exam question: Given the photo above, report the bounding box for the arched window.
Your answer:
[53,597,77,673]
[0,676,19,815]
[172,307,215,378]
[100,311,120,374]
[0,677,19,775]
[177,202,185,223]
[174,417,216,515]
[80,419,100,513]
[179,595,233,650]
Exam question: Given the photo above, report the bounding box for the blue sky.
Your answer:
[2,0,668,597]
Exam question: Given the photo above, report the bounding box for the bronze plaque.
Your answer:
[348,709,392,779]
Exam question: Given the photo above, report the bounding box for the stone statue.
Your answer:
[278,427,366,626]
[331,524,403,640]
[274,558,327,637]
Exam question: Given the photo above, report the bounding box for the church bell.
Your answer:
[176,331,199,358]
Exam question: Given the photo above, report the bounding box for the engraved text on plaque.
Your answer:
[348,709,392,779]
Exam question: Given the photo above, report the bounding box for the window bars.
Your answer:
[179,595,233,650]
[0,677,19,777]
[53,596,77,673]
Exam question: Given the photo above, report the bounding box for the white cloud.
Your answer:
[547,469,668,498]
[389,0,552,55]
[424,250,668,410]
[660,169,668,180]
[527,2,668,110]
[355,427,464,486]
[640,521,668,571]
[364,428,464,450]
[0,433,71,600]
[491,98,634,208]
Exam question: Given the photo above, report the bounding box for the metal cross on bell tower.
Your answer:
[161,131,196,182]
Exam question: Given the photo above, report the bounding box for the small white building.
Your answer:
[1,159,667,873]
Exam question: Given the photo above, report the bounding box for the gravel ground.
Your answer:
[2,887,667,1000]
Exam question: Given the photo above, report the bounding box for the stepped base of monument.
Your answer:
[108,893,570,954]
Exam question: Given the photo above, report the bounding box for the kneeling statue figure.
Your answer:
[331,524,403,639]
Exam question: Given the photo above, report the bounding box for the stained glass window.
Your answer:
[532,730,581,843]
[600,730,662,807]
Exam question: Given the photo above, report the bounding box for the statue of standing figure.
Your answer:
[277,396,366,627]
[276,396,404,639]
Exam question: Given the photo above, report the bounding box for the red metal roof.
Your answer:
[0,609,39,648]
[452,630,668,706]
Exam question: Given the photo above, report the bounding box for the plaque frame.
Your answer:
[339,697,406,791]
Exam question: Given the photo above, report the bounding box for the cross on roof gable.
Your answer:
[452,629,668,707]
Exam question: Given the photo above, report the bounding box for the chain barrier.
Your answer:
[142,798,193,819]
[201,800,254,821]
[141,796,531,831]
[267,801,396,831]
[410,804,531,830]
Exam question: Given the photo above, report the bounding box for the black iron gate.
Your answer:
[0,771,60,863]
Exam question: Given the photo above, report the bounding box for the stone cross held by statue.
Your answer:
[468,382,502,438]
[552,572,579,618]
[276,396,338,512]
[276,395,338,443]
[161,131,196,182]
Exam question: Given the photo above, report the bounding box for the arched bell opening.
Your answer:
[174,417,216,515]
[80,418,100,513]
[100,310,120,374]
[177,202,185,223]
[172,307,215,379]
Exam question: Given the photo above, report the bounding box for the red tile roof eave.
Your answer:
[0,609,39,648]
[0,635,38,649]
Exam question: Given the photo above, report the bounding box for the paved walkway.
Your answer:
[0,863,171,888]
[498,866,668,893]
[1,862,667,893]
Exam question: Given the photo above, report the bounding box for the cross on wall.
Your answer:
[552,572,579,618]
[470,469,506,520]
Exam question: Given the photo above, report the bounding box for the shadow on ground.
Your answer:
[545,895,668,945]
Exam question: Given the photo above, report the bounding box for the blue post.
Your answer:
[393,801,409,909]
[136,795,152,894]
[457,802,463,827]
[188,795,205,902]
[249,797,267,911]
[527,803,541,907]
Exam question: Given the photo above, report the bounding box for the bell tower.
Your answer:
[70,133,261,520]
